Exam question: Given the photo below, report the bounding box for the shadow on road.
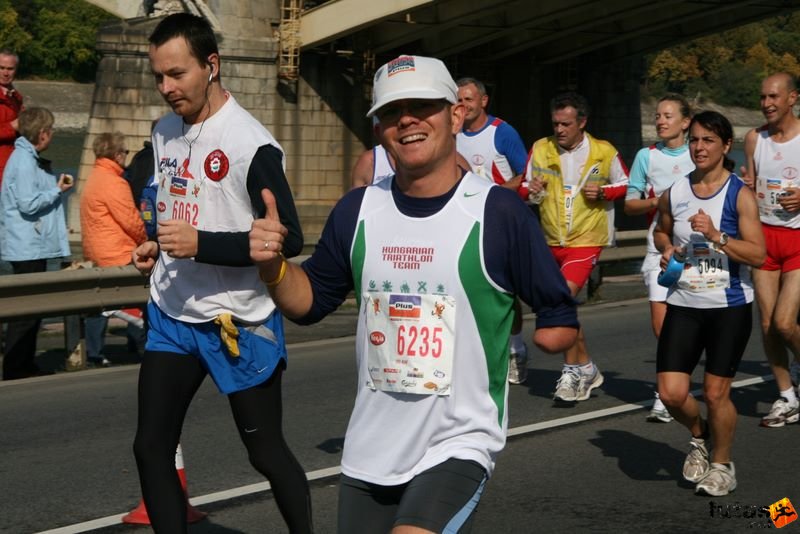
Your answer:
[588,429,689,486]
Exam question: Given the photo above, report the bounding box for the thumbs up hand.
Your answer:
[250,188,289,267]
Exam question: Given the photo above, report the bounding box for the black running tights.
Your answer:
[132,351,313,533]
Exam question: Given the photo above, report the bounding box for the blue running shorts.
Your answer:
[145,301,287,394]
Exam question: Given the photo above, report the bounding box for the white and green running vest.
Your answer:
[341,172,515,485]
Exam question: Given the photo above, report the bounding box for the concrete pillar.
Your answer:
[72,0,364,251]
[70,17,167,240]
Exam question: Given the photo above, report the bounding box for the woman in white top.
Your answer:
[653,111,765,497]
[625,94,694,423]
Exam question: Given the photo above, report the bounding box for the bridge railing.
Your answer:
[0,230,647,322]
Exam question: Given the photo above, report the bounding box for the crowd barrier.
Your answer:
[0,230,646,322]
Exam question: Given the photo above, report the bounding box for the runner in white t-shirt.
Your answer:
[625,93,694,422]
[456,76,532,385]
[251,54,578,533]
[742,72,800,428]
[654,111,765,497]
[130,14,311,533]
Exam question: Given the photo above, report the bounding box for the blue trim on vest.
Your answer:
[460,114,498,137]
[720,175,746,306]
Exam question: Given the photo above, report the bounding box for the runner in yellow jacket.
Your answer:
[525,91,629,402]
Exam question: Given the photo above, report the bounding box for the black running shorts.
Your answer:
[337,458,487,533]
[657,303,752,378]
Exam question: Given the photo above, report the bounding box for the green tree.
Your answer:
[710,62,761,107]
[645,16,800,109]
[9,0,118,81]
[647,50,703,94]
[0,0,32,53]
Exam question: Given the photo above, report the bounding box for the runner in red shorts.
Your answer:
[742,72,800,428]
[525,92,629,402]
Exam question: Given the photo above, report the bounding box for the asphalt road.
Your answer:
[1,294,798,534]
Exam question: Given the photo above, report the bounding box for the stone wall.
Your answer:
[69,16,168,237]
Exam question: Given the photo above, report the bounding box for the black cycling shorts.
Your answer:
[337,458,487,533]
[657,303,752,378]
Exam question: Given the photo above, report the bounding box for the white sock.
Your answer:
[780,387,798,406]
[509,333,526,354]
[578,361,596,376]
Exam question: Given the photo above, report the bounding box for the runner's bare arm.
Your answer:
[741,128,758,188]
[351,148,375,189]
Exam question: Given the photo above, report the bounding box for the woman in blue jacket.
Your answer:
[1,107,74,380]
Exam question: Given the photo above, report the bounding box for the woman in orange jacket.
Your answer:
[80,132,147,365]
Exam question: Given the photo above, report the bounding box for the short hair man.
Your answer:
[525,91,629,403]
[456,77,531,384]
[0,49,23,186]
[743,72,800,428]
[250,55,578,532]
[130,13,312,533]
[456,77,528,189]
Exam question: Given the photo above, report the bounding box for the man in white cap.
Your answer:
[250,55,578,532]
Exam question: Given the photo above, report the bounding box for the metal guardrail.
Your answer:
[0,265,149,322]
[0,232,647,321]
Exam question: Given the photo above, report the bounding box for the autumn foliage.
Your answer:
[646,13,800,108]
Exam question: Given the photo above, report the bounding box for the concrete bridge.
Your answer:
[72,0,800,246]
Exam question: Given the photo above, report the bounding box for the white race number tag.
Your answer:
[677,241,730,292]
[757,176,795,220]
[364,292,455,395]
[563,184,575,227]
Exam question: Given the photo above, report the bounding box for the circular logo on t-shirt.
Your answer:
[157,201,166,212]
[370,331,386,346]
[204,149,229,181]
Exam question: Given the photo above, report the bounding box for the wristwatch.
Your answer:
[715,232,729,251]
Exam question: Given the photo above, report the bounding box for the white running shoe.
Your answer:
[575,367,604,401]
[760,397,800,428]
[682,436,710,483]
[554,366,604,402]
[695,462,737,496]
[647,393,672,423]
[507,344,528,385]
[553,367,581,401]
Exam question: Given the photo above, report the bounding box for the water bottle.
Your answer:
[657,249,686,288]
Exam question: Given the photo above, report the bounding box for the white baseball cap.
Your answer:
[366,55,458,117]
